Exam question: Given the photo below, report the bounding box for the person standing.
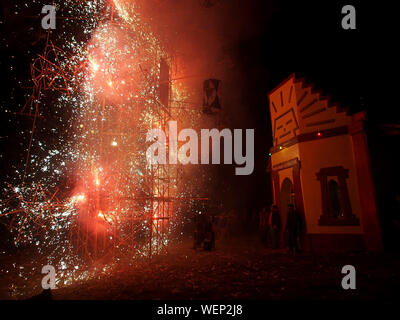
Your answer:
[193,214,204,249]
[259,206,269,247]
[203,215,215,251]
[285,204,302,253]
[268,204,281,249]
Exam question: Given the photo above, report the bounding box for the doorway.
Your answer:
[280,178,294,245]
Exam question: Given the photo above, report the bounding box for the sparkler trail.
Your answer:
[1,0,208,296]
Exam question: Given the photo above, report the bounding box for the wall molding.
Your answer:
[270,125,348,154]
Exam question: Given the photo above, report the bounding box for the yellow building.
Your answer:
[268,74,382,251]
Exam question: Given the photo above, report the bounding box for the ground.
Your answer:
[10,236,399,300]
[2,236,400,300]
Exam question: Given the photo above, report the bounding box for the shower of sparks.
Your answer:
[1,0,208,297]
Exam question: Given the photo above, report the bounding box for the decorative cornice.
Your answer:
[271,157,300,172]
[270,126,348,154]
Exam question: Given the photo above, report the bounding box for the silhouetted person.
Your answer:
[193,214,205,249]
[203,215,215,251]
[259,206,269,247]
[268,205,281,249]
[285,204,302,253]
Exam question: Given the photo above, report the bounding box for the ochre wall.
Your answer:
[271,143,299,168]
[298,134,363,234]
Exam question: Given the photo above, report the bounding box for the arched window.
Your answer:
[316,166,360,226]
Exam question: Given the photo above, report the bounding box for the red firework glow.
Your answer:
[85,23,147,106]
[1,0,210,297]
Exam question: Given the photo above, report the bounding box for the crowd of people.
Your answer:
[259,203,303,253]
[192,203,303,254]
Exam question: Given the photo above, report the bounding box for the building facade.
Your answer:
[268,74,382,251]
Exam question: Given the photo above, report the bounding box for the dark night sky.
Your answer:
[0,1,398,226]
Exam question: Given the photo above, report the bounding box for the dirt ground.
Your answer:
[29,237,400,300]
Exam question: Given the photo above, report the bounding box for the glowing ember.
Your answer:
[71,194,86,203]
[0,0,205,294]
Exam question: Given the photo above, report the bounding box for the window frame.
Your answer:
[316,166,360,226]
